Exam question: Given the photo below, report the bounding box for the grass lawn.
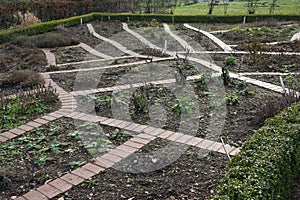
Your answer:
[174,0,300,15]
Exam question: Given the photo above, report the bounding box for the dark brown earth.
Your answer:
[56,140,229,200]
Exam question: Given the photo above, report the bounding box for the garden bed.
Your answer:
[0,88,60,133]
[174,24,223,52]
[76,77,283,147]
[251,73,300,91]
[57,139,229,200]
[0,118,134,199]
[0,44,47,73]
[211,23,299,45]
[50,59,208,92]
[235,40,300,52]
[51,47,99,64]
[189,20,297,32]
[210,53,300,73]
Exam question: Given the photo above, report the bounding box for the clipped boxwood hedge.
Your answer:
[212,102,300,200]
[1,12,300,44]
[93,13,300,24]
[0,13,95,44]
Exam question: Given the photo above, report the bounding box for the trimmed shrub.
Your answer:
[212,102,300,200]
[5,70,45,88]
[33,32,79,48]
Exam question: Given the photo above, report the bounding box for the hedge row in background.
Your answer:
[1,12,300,44]
[212,102,300,200]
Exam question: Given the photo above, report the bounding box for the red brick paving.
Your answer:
[196,139,215,149]
[23,190,48,200]
[8,30,264,200]
[34,118,49,125]
[72,167,96,179]
[0,135,8,142]
[1,131,17,139]
[41,115,57,121]
[94,157,115,168]
[109,148,131,158]
[167,132,184,141]
[117,144,138,153]
[131,137,151,145]
[185,137,204,146]
[175,134,194,144]
[18,124,34,131]
[101,153,123,163]
[9,128,26,135]
[158,130,174,139]
[61,173,85,186]
[26,121,42,128]
[83,163,105,174]
[49,178,73,192]
[123,140,144,149]
[36,184,61,198]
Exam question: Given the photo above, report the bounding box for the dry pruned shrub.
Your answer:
[14,11,41,27]
[6,70,44,87]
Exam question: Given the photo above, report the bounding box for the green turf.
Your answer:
[174,0,300,15]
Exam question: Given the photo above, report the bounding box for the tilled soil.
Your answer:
[56,141,229,200]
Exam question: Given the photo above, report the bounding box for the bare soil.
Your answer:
[56,141,229,200]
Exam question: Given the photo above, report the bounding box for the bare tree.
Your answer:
[222,0,229,14]
[269,0,278,14]
[247,0,259,14]
[208,0,218,15]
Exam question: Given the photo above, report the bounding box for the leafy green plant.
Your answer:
[224,56,237,67]
[222,66,230,86]
[50,140,71,153]
[84,137,114,154]
[110,129,132,141]
[68,161,86,169]
[172,97,194,115]
[239,87,256,96]
[85,178,97,189]
[96,95,111,106]
[67,130,83,141]
[223,95,238,106]
[131,92,148,113]
[34,155,54,167]
[195,72,212,86]
[37,173,49,182]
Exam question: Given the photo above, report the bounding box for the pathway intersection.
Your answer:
[1,22,299,200]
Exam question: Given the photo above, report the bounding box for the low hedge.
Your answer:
[1,12,300,44]
[0,13,95,44]
[212,102,300,200]
[93,13,300,24]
